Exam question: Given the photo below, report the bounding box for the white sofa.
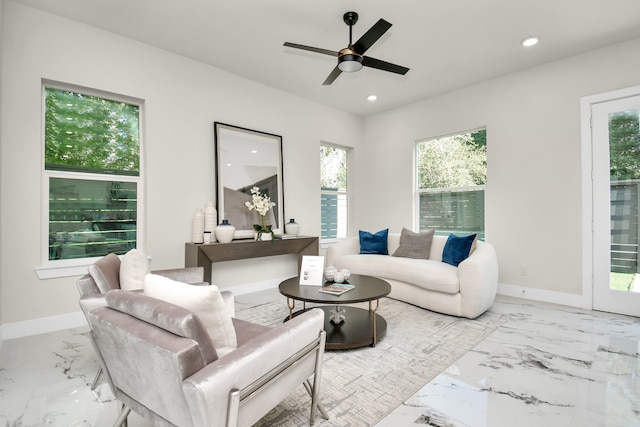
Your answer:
[325,233,498,319]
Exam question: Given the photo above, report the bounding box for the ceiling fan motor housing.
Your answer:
[338,47,363,72]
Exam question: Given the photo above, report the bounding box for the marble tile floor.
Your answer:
[375,297,640,427]
[1,294,639,426]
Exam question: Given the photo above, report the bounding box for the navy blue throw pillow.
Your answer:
[442,233,477,266]
[359,229,389,255]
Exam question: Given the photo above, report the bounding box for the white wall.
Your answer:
[362,37,640,305]
[4,1,640,333]
[0,2,363,327]
[0,0,5,334]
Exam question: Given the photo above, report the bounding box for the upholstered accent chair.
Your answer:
[88,290,327,427]
[76,252,209,389]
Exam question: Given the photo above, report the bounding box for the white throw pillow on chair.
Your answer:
[143,273,238,357]
[119,249,149,291]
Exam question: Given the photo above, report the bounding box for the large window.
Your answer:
[43,83,143,264]
[416,129,486,239]
[321,144,349,239]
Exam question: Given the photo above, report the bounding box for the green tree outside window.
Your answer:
[45,88,140,175]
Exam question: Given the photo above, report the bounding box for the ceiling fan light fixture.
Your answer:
[338,52,363,72]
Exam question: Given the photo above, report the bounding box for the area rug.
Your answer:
[234,297,506,426]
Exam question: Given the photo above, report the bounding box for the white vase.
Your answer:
[285,219,300,235]
[192,208,204,243]
[204,202,215,230]
[204,202,217,242]
[215,220,235,243]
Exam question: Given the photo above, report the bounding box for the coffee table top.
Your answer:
[279,274,391,304]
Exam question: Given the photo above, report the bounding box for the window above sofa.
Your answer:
[416,128,486,240]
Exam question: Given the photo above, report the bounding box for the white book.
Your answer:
[299,255,325,286]
[318,283,354,295]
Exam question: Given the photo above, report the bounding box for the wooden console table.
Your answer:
[184,236,319,282]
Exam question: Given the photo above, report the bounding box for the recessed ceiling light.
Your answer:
[367,95,377,101]
[251,150,258,154]
[521,35,540,47]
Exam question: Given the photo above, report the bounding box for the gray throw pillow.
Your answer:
[392,228,435,259]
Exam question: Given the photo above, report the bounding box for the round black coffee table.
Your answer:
[278,274,391,350]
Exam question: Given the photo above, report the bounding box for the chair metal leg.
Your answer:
[91,366,103,390]
[226,388,240,427]
[307,330,327,425]
[304,380,329,421]
[113,404,131,427]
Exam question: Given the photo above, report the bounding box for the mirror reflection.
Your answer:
[214,122,284,238]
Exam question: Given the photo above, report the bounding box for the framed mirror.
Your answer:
[214,122,284,239]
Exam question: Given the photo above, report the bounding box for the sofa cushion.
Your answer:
[359,228,389,255]
[119,249,149,291]
[442,233,477,267]
[392,228,434,259]
[335,254,460,294]
[88,253,121,294]
[143,274,237,357]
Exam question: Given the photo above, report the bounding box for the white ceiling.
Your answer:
[11,0,640,116]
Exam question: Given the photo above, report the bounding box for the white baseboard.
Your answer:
[1,311,87,341]
[497,283,590,309]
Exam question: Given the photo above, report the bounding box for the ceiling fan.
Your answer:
[284,11,410,85]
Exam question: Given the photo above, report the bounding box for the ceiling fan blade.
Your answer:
[322,66,343,85]
[362,56,409,75]
[283,42,338,57]
[353,19,392,54]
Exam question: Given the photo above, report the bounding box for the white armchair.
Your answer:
[88,290,327,427]
[76,253,212,390]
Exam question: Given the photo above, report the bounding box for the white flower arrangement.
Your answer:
[244,186,276,240]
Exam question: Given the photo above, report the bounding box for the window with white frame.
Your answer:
[43,82,143,263]
[321,144,349,239]
[416,129,486,239]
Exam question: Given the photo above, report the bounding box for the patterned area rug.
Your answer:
[235,297,506,427]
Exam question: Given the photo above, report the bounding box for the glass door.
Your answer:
[592,95,640,316]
